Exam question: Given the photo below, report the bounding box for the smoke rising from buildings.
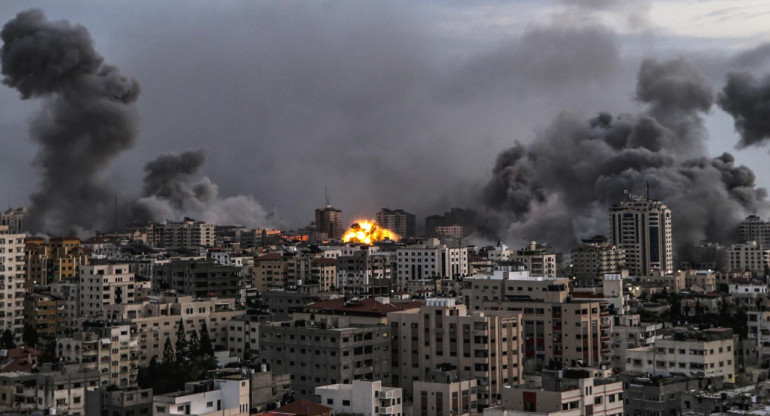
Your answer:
[133,150,276,228]
[483,58,768,252]
[717,71,770,148]
[1,9,140,233]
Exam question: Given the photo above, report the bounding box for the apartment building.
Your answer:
[103,295,242,365]
[727,241,770,274]
[153,377,250,416]
[625,327,735,382]
[154,259,241,298]
[388,299,523,410]
[609,196,673,276]
[395,239,469,289]
[85,386,153,416]
[315,379,402,416]
[253,253,286,291]
[0,226,25,339]
[570,239,625,283]
[610,314,661,370]
[155,219,215,249]
[24,292,69,339]
[376,208,416,239]
[740,215,770,247]
[310,258,337,291]
[413,366,478,416]
[79,263,136,318]
[466,268,611,370]
[484,369,623,416]
[259,321,391,398]
[316,205,343,240]
[0,363,100,415]
[0,207,25,234]
[25,236,89,286]
[512,242,558,278]
[337,250,393,295]
[57,324,140,388]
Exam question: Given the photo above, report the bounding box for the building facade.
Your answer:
[609,196,673,276]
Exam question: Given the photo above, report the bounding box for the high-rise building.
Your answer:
[609,195,673,276]
[0,226,25,340]
[739,215,770,246]
[0,207,26,234]
[376,208,416,239]
[316,205,343,240]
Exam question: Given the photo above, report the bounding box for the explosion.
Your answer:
[342,220,399,244]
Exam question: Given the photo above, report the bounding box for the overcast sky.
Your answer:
[2,0,770,234]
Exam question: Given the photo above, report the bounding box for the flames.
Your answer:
[342,220,399,244]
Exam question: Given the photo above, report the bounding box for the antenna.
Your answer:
[325,186,330,207]
[646,181,650,200]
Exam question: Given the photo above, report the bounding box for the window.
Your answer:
[608,394,615,403]
[327,399,333,405]
[343,400,351,406]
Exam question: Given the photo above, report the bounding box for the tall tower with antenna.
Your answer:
[316,187,342,239]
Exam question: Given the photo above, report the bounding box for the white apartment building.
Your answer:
[625,328,735,382]
[484,369,624,416]
[727,241,770,274]
[0,226,25,339]
[79,263,135,318]
[730,283,768,295]
[315,380,402,416]
[396,239,468,289]
[153,377,250,416]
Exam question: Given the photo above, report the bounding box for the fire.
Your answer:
[342,220,399,244]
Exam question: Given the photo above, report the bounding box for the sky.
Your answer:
[2,0,770,244]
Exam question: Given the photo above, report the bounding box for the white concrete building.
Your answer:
[610,314,662,370]
[78,263,136,318]
[484,369,623,416]
[315,380,402,416]
[153,377,250,416]
[0,226,25,339]
[396,239,468,289]
[729,283,768,295]
[625,328,735,382]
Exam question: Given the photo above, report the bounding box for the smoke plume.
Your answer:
[133,150,276,228]
[717,71,770,148]
[1,9,140,233]
[483,58,767,253]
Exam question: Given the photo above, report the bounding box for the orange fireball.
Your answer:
[342,220,399,244]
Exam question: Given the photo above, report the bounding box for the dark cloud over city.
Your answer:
[1,2,770,252]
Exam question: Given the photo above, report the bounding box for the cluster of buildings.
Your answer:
[3,195,770,415]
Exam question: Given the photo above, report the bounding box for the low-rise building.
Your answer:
[412,365,478,416]
[483,368,623,416]
[153,377,250,416]
[85,386,153,416]
[315,379,402,416]
[625,327,735,383]
[0,363,100,415]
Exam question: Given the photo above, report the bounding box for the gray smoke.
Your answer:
[133,150,276,228]
[1,9,140,233]
[483,58,767,253]
[717,71,770,148]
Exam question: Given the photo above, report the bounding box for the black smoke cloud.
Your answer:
[133,150,276,228]
[717,71,770,148]
[483,58,767,252]
[1,9,139,233]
